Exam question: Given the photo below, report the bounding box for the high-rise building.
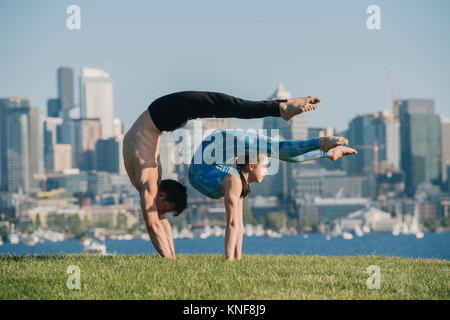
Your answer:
[308,127,335,139]
[1,98,31,191]
[440,116,450,185]
[0,100,11,190]
[399,99,441,195]
[80,67,114,139]
[263,84,292,140]
[347,111,400,175]
[6,103,43,193]
[47,98,61,118]
[44,117,64,172]
[384,113,401,171]
[52,144,72,172]
[73,118,102,171]
[95,138,119,173]
[293,168,367,198]
[112,118,126,175]
[57,67,75,119]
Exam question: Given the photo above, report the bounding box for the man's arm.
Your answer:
[223,175,242,261]
[139,173,173,259]
[159,215,176,259]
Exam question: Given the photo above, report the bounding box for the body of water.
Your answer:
[1,232,449,260]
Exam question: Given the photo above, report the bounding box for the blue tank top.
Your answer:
[188,163,240,199]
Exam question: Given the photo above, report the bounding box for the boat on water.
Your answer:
[415,232,424,239]
[362,225,371,233]
[8,234,19,244]
[354,225,364,237]
[392,224,401,236]
[82,238,107,255]
[342,232,353,240]
[178,228,195,239]
[331,223,342,238]
[265,229,282,238]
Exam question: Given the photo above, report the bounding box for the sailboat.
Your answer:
[392,223,401,236]
[400,223,410,235]
[82,238,107,255]
[354,225,364,237]
[331,223,342,238]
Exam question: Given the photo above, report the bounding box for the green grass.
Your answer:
[0,254,449,299]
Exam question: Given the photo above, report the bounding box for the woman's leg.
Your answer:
[222,130,345,162]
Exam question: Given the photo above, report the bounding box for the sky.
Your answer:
[0,0,449,132]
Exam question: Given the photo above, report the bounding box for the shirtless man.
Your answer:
[122,90,327,259]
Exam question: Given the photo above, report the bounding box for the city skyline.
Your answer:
[1,0,449,132]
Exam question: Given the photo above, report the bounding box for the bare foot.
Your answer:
[318,136,349,152]
[279,96,322,121]
[327,146,358,161]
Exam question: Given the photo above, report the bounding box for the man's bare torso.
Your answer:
[123,110,162,190]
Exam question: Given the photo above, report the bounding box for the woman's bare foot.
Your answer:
[327,146,358,161]
[318,136,349,152]
[279,96,321,121]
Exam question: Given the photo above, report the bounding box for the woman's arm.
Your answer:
[222,175,242,261]
[234,198,244,260]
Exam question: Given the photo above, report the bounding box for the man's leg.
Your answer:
[150,91,321,126]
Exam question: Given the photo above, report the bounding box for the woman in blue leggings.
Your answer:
[188,130,357,260]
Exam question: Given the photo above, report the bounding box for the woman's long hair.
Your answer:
[235,153,258,199]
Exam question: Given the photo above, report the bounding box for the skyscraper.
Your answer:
[308,127,335,139]
[6,103,43,193]
[95,138,119,173]
[73,118,102,171]
[57,67,75,119]
[1,98,31,191]
[47,98,61,118]
[347,111,400,176]
[440,116,450,186]
[80,67,114,139]
[399,99,441,196]
[52,144,72,172]
[43,117,63,172]
[112,118,126,175]
[263,84,292,140]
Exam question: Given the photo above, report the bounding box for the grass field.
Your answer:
[0,254,448,299]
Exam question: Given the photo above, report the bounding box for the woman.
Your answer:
[123,90,322,258]
[188,129,357,261]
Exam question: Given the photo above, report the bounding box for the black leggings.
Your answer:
[147,90,287,132]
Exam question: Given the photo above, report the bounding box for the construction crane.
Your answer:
[354,140,386,174]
